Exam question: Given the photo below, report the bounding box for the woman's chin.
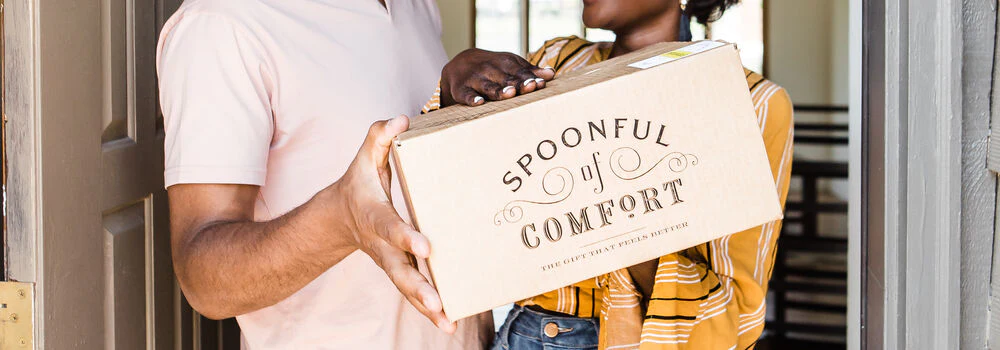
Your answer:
[582,14,612,31]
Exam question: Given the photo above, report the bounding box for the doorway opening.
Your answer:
[472,1,854,348]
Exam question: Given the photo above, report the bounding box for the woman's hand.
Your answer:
[440,48,556,107]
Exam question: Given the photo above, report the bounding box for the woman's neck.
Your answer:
[610,10,682,58]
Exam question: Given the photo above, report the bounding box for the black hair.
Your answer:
[684,0,741,25]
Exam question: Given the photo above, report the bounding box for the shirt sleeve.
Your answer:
[640,87,794,350]
[156,12,275,188]
[420,79,443,114]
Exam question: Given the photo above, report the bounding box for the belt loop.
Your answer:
[500,305,525,349]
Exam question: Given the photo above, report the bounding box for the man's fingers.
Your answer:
[363,115,409,150]
[373,242,456,333]
[405,287,457,333]
[360,115,410,165]
[370,202,431,258]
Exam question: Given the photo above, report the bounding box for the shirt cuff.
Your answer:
[164,166,267,188]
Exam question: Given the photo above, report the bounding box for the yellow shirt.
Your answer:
[424,36,794,350]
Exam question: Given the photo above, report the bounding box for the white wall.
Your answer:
[436,0,474,58]
[830,2,851,107]
[766,0,851,199]
[829,0,851,198]
[766,0,835,105]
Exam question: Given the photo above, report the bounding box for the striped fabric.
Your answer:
[423,36,793,350]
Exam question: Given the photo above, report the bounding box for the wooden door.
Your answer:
[4,0,240,348]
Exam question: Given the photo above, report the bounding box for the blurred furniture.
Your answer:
[198,317,241,349]
[760,105,849,349]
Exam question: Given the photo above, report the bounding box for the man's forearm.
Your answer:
[174,186,356,319]
[167,117,451,330]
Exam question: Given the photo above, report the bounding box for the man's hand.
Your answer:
[332,115,455,332]
[168,116,454,333]
[440,48,555,107]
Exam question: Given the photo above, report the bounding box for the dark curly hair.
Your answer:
[684,0,741,25]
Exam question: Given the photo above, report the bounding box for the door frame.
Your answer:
[4,0,43,346]
[5,0,41,283]
[3,0,242,348]
[858,0,996,349]
[4,0,990,348]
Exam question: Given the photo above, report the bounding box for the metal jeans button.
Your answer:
[543,322,559,338]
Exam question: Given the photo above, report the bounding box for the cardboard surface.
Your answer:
[393,41,782,321]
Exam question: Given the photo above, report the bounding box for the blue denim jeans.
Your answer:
[492,305,600,350]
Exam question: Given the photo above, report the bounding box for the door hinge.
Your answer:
[0,282,33,349]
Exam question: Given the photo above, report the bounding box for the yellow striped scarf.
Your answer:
[423,36,793,350]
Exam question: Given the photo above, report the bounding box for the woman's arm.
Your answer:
[640,86,794,348]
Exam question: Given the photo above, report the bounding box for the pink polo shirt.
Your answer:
[156,0,493,348]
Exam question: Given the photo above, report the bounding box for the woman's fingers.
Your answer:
[494,54,540,95]
[467,77,508,101]
[532,66,556,88]
[451,85,486,106]
[512,66,542,94]
[441,48,556,107]
[533,66,556,80]
[506,54,550,92]
[465,67,541,102]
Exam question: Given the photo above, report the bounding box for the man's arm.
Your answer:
[168,183,355,318]
[168,117,454,332]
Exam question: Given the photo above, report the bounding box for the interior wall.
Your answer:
[829,0,851,198]
[830,1,850,107]
[766,0,850,199]
[766,0,834,106]
[436,0,474,58]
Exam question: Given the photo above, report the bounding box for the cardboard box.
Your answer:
[392,41,782,321]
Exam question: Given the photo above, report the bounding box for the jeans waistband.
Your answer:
[504,305,599,347]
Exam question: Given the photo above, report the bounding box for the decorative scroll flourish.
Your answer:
[609,147,699,181]
[494,167,575,225]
